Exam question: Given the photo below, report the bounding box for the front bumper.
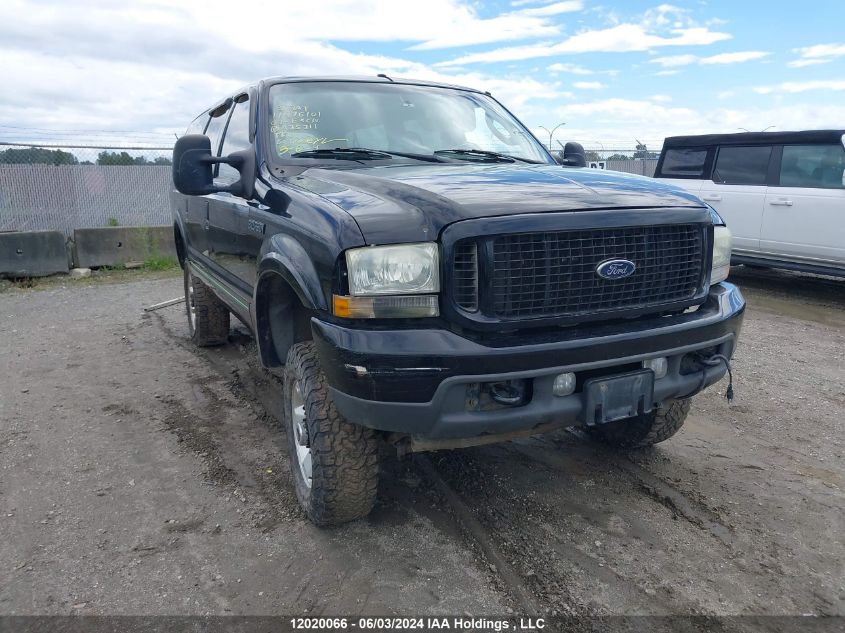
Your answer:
[311,283,745,439]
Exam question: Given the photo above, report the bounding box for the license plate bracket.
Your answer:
[583,370,654,426]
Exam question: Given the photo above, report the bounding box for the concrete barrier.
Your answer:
[72,225,175,268]
[0,230,70,277]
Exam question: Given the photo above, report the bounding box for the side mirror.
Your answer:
[172,134,214,195]
[172,135,257,199]
[228,147,256,200]
[563,142,587,167]
[554,142,587,167]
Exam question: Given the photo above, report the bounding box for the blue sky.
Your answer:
[0,0,843,149]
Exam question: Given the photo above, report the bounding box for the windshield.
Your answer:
[266,81,552,164]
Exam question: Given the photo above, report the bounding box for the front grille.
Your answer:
[452,224,706,321]
[453,241,479,312]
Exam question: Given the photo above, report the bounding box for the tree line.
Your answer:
[0,147,172,165]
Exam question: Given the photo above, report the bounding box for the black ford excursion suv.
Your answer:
[171,76,744,525]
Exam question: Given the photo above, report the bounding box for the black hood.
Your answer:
[285,163,707,244]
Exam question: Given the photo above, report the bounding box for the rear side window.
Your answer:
[660,148,708,178]
[713,146,772,185]
[219,96,251,183]
[185,113,208,136]
[205,109,230,157]
[779,144,845,189]
[204,106,232,177]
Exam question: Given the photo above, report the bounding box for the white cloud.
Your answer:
[650,95,672,102]
[573,81,605,89]
[787,59,831,68]
[519,1,584,17]
[438,5,731,67]
[787,43,845,68]
[549,99,845,146]
[650,54,699,67]
[651,51,769,67]
[547,62,593,75]
[754,80,845,95]
[439,24,731,65]
[0,0,567,138]
[654,70,680,76]
[702,51,770,64]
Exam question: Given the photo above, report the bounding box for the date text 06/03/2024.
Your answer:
[289,617,546,631]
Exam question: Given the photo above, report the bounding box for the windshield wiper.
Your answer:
[434,148,543,164]
[290,148,388,161]
[290,147,444,163]
[348,147,446,163]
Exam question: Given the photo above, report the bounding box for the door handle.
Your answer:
[702,195,722,202]
[768,199,793,206]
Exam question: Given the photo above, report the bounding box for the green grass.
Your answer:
[142,255,179,271]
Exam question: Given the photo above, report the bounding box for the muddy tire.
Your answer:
[184,261,230,347]
[284,342,380,526]
[586,398,691,449]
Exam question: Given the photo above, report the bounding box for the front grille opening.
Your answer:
[453,240,479,312]
[487,224,705,320]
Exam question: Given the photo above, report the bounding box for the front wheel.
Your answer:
[284,342,380,526]
[183,261,230,347]
[585,398,691,449]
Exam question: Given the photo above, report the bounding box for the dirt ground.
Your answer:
[0,266,842,618]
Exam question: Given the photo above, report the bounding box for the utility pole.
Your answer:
[539,123,566,151]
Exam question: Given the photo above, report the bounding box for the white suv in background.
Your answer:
[655,130,845,278]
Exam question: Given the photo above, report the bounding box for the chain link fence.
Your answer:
[0,142,663,237]
[553,145,661,177]
[0,143,174,237]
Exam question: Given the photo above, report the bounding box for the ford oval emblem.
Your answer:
[596,259,637,280]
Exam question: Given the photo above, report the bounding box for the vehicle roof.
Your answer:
[664,130,845,148]
[259,75,485,93]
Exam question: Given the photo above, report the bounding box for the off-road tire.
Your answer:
[586,398,691,449]
[184,261,230,347]
[284,342,380,526]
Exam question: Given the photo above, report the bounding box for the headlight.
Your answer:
[346,243,439,296]
[711,225,732,285]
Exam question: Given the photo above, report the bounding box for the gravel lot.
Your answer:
[0,267,842,618]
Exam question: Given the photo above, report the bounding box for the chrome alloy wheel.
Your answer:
[186,271,197,332]
[291,381,312,488]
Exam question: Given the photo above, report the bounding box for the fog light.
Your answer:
[552,372,576,397]
[643,357,668,379]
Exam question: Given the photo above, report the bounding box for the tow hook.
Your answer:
[699,354,735,402]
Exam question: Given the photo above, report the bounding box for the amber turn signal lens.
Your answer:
[332,294,438,318]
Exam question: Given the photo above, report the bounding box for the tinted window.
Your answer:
[660,148,707,178]
[780,144,845,189]
[219,97,250,183]
[185,113,208,136]
[203,106,231,178]
[713,146,771,185]
[204,109,230,156]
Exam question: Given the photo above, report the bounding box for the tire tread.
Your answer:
[286,342,379,526]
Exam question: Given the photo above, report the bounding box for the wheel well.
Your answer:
[256,273,314,368]
[174,224,186,269]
